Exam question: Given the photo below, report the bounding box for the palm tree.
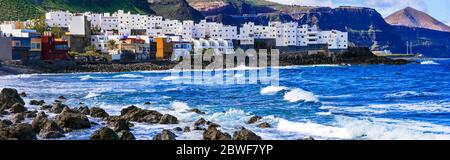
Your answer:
[107,40,118,51]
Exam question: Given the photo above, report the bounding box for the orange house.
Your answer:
[155,37,173,60]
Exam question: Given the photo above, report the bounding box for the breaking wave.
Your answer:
[260,86,288,95]
[283,88,319,103]
[113,74,144,78]
[420,61,439,65]
[385,91,437,98]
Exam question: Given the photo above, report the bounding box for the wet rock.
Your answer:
[31,112,48,132]
[183,126,191,132]
[19,92,27,97]
[11,113,25,123]
[194,118,207,126]
[120,105,140,116]
[10,103,27,114]
[40,105,52,110]
[173,127,183,132]
[50,102,68,114]
[159,114,178,124]
[0,88,25,109]
[118,130,136,140]
[39,120,64,139]
[25,110,38,118]
[30,100,45,106]
[188,108,205,114]
[90,127,119,140]
[63,128,73,133]
[58,96,66,100]
[144,102,152,105]
[257,122,271,129]
[77,106,90,115]
[153,129,177,140]
[0,120,13,128]
[300,136,315,140]
[56,108,91,129]
[90,107,109,118]
[247,116,262,124]
[109,119,130,132]
[5,123,36,140]
[120,106,163,123]
[233,128,262,140]
[203,125,231,140]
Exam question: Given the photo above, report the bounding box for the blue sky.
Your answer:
[267,0,450,25]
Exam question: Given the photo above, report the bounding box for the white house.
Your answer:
[45,11,73,28]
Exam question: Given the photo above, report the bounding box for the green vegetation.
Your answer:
[0,0,153,22]
[0,0,44,21]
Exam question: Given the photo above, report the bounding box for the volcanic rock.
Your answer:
[90,127,119,140]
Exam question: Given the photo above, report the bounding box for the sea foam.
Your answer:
[113,74,144,78]
[420,61,439,65]
[283,88,319,103]
[260,86,288,95]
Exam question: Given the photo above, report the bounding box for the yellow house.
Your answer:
[155,37,173,60]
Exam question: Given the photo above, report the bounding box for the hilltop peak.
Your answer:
[385,6,450,32]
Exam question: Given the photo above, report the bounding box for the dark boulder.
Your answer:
[0,120,13,128]
[233,128,262,140]
[90,127,119,140]
[10,113,25,123]
[90,107,109,118]
[159,114,178,124]
[194,118,208,126]
[173,127,183,132]
[5,123,36,140]
[144,102,152,105]
[0,88,25,109]
[118,130,136,140]
[31,111,48,132]
[58,96,66,100]
[77,106,90,115]
[39,120,65,139]
[120,107,163,123]
[188,108,205,114]
[25,110,38,118]
[257,122,271,128]
[29,100,45,106]
[247,116,262,124]
[184,126,191,132]
[203,125,231,140]
[40,105,52,110]
[56,108,91,129]
[19,92,27,97]
[120,105,140,116]
[50,102,68,114]
[10,103,27,113]
[153,129,177,140]
[108,118,130,132]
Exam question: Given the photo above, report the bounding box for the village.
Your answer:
[0,10,349,64]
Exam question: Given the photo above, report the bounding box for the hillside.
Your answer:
[148,0,204,22]
[187,0,279,16]
[386,7,450,32]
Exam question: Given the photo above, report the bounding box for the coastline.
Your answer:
[0,48,412,76]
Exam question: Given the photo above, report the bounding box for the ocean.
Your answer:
[1,60,449,140]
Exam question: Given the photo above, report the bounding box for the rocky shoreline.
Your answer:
[1,88,299,140]
[0,47,411,76]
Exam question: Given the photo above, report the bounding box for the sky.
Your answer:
[267,0,450,26]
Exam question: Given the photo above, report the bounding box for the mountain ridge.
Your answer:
[385,7,450,32]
